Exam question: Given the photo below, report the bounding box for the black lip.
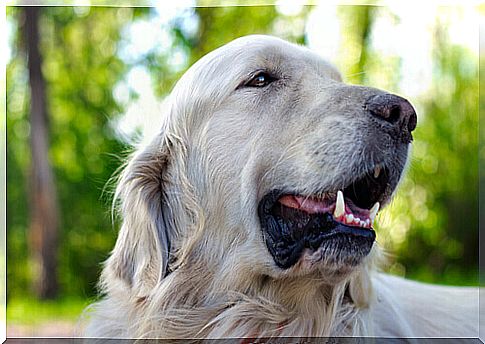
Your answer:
[258,190,376,269]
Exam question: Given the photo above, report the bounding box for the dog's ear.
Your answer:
[102,133,174,295]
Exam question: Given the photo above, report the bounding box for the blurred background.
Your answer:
[5,1,480,337]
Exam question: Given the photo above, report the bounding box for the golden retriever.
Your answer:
[85,35,478,339]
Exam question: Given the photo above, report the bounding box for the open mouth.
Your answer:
[258,164,393,269]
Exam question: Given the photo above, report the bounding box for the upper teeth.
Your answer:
[334,190,345,218]
[369,202,380,222]
[374,165,382,178]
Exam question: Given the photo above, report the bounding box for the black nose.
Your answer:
[365,94,417,141]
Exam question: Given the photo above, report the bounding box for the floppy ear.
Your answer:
[102,133,174,295]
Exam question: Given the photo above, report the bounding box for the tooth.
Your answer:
[369,202,380,222]
[365,219,370,227]
[346,214,354,224]
[374,165,381,178]
[360,220,366,227]
[354,217,361,224]
[334,190,345,218]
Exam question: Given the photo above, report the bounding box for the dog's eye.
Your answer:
[245,72,276,87]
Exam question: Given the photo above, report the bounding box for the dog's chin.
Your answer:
[282,244,373,283]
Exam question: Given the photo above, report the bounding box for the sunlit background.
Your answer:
[5,1,480,337]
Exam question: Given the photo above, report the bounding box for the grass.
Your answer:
[7,296,92,325]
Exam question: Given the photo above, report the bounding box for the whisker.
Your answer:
[345,71,367,79]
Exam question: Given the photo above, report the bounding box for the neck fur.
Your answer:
[127,258,375,339]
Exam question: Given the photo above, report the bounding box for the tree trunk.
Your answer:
[24,7,59,299]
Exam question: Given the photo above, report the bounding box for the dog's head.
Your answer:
[105,35,416,294]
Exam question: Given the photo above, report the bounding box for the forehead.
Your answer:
[218,36,342,80]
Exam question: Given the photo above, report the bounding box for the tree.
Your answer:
[24,7,59,299]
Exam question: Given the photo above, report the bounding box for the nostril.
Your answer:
[388,105,401,124]
[365,94,417,135]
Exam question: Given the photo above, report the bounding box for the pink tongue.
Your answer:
[278,195,332,214]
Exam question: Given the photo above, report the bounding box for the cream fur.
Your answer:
[84,35,478,340]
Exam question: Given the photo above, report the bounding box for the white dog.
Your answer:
[86,35,478,339]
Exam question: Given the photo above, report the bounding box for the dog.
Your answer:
[85,35,478,339]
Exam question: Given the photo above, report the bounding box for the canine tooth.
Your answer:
[369,202,380,221]
[374,165,382,178]
[334,190,345,218]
